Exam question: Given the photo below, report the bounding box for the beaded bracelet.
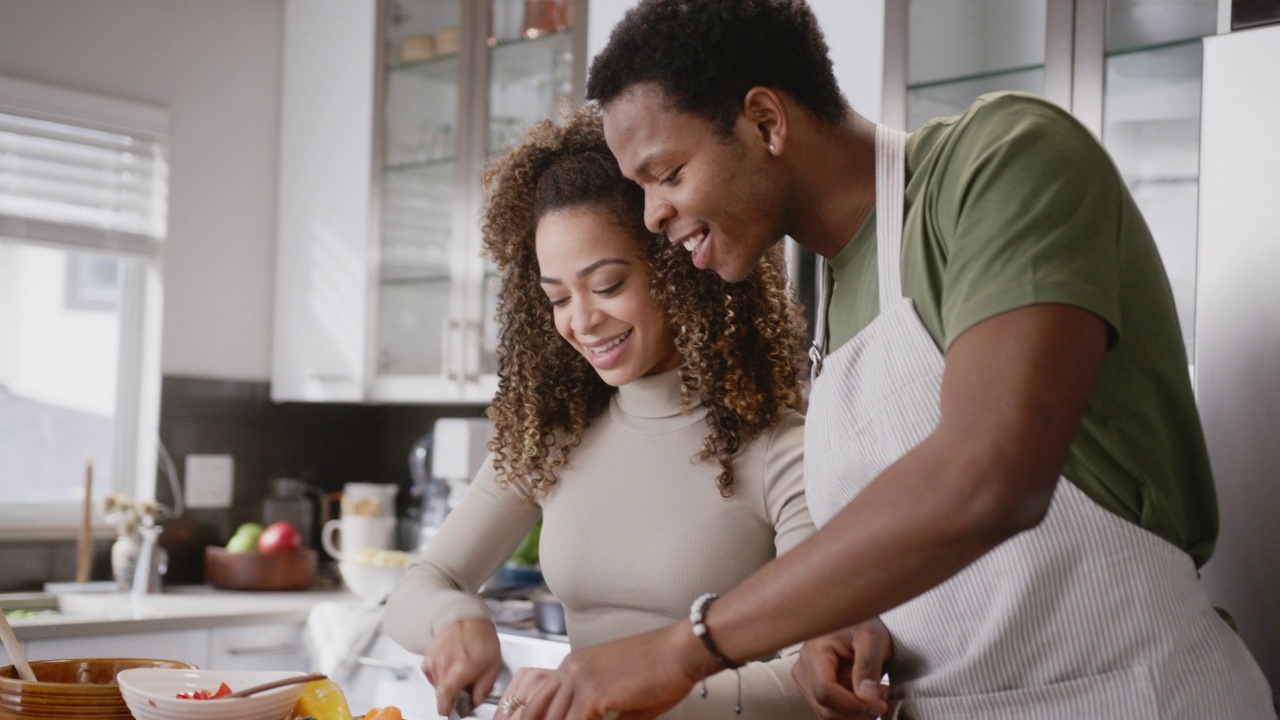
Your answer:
[689,592,742,669]
[690,593,743,714]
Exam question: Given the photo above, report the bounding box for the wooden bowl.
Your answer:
[204,546,317,591]
[0,657,195,719]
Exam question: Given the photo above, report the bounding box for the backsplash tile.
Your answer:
[0,375,487,592]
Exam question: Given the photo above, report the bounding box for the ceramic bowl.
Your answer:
[338,559,407,606]
[116,668,306,720]
[0,657,195,719]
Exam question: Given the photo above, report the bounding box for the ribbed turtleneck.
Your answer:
[608,368,706,434]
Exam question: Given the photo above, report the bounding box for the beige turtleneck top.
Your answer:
[384,368,816,719]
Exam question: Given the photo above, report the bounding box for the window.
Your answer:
[0,74,167,536]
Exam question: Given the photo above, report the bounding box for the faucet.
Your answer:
[130,524,165,595]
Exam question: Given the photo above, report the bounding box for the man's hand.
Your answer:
[421,618,505,717]
[521,620,708,720]
[792,619,892,719]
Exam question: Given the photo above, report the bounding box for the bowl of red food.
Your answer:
[116,668,307,720]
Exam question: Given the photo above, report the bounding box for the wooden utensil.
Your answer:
[222,672,327,699]
[0,611,37,682]
[75,454,94,584]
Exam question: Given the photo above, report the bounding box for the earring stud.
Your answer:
[768,143,776,154]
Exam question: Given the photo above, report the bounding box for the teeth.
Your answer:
[682,231,707,252]
[590,330,631,355]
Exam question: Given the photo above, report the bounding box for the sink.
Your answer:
[0,592,62,620]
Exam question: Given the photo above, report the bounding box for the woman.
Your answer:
[383,106,841,719]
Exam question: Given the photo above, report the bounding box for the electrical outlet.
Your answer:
[185,454,235,509]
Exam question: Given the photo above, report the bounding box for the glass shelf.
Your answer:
[906,66,1045,130]
[380,268,452,285]
[384,157,456,174]
[491,30,572,85]
[390,51,461,83]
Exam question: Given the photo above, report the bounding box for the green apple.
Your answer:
[226,522,264,553]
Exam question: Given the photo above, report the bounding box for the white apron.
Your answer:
[802,125,1275,719]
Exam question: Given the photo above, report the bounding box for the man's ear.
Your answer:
[742,87,788,156]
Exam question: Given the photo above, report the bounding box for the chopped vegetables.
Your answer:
[362,707,403,720]
[176,681,233,699]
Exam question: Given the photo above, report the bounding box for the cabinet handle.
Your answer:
[463,318,482,383]
[355,656,416,680]
[307,374,352,383]
[225,643,300,656]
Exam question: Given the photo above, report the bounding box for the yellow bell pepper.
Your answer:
[290,679,354,720]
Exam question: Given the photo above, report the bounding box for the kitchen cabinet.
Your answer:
[206,622,308,672]
[894,0,1215,362]
[273,0,588,403]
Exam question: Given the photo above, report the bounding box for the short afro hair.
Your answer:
[587,0,848,136]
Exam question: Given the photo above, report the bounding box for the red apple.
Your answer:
[257,520,302,553]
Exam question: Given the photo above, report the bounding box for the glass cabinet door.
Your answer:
[1100,0,1216,360]
[906,0,1049,130]
[377,1,463,379]
[475,0,579,379]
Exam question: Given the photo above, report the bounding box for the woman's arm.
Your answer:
[382,454,541,715]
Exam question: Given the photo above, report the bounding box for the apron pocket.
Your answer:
[900,664,1159,720]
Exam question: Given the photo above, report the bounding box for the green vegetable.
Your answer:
[508,519,541,568]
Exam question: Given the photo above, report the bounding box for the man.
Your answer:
[519,1,1276,718]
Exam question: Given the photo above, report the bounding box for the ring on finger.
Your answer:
[499,694,525,715]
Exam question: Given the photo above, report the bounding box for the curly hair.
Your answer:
[586,0,848,136]
[480,105,808,499]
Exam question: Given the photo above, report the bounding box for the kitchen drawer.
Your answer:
[25,629,208,668]
[207,622,307,672]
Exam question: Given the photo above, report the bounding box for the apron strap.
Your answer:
[811,125,910,381]
[876,124,910,306]
[809,255,831,381]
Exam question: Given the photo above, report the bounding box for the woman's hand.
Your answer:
[792,618,893,719]
[495,668,556,719]
[421,618,505,717]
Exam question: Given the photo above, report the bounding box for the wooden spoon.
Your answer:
[221,672,327,699]
[0,611,37,682]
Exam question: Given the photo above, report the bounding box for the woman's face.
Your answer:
[536,207,681,386]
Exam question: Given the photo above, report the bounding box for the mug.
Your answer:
[321,515,398,560]
[339,482,398,518]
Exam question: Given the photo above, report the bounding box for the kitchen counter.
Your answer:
[1,586,351,641]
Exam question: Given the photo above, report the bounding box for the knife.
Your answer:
[448,688,475,719]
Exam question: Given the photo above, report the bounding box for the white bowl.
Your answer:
[338,559,407,605]
[117,668,306,720]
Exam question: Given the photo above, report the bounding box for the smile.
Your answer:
[586,329,632,356]
[682,230,707,253]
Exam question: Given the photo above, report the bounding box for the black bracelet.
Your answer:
[689,592,742,670]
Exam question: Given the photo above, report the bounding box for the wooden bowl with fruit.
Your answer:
[205,521,317,591]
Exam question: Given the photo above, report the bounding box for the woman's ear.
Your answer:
[742,87,788,156]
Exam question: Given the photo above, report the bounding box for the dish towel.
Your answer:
[303,600,385,681]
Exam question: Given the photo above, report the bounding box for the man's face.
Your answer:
[602,84,786,282]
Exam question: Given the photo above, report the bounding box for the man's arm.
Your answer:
[522,302,1108,720]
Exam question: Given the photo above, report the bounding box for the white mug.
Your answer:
[321,515,398,560]
[339,482,398,518]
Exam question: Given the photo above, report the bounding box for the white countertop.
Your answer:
[3,586,353,641]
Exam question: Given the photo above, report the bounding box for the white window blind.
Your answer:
[0,74,167,536]
[0,74,168,255]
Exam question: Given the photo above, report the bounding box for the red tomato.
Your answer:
[257,521,303,553]
[176,682,234,700]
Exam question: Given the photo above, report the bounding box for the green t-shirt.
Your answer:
[825,92,1218,567]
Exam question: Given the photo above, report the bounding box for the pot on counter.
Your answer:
[529,587,565,636]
